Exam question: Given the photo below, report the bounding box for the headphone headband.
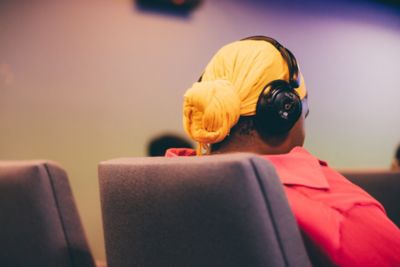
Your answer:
[240,36,300,88]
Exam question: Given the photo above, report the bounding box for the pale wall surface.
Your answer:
[1,0,399,261]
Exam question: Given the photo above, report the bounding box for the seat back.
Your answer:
[341,170,400,227]
[0,160,95,267]
[99,154,310,267]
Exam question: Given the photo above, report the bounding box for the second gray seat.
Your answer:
[99,154,311,267]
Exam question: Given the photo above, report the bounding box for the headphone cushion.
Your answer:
[255,80,302,135]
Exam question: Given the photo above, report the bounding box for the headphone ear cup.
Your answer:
[255,80,302,135]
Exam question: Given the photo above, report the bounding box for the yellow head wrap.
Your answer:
[183,39,307,154]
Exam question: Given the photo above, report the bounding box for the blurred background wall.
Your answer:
[1,0,399,261]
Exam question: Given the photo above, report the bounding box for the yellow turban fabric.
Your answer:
[183,39,307,154]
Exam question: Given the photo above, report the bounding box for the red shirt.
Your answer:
[166,147,400,267]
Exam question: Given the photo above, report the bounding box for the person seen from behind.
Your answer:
[166,36,400,267]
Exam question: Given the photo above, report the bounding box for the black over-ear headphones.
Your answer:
[197,36,302,135]
[241,35,303,136]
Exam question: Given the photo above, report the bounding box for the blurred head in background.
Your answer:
[147,133,193,156]
[183,36,308,155]
[391,144,400,171]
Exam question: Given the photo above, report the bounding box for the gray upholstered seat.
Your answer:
[99,154,311,267]
[0,160,96,267]
[341,170,400,227]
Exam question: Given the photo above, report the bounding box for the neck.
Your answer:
[210,131,295,156]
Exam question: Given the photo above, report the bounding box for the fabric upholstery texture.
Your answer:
[0,160,95,267]
[99,154,311,267]
[341,170,400,227]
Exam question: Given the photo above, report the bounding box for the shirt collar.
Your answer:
[263,147,330,189]
[166,147,330,190]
